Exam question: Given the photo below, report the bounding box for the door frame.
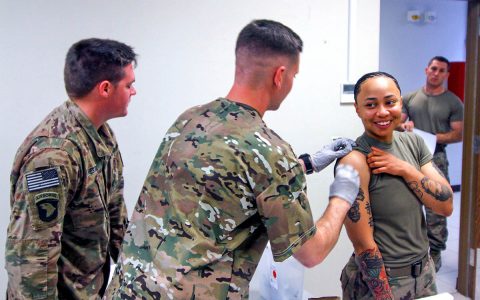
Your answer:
[457,0,480,298]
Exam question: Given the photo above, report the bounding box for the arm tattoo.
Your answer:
[407,180,423,199]
[347,201,360,222]
[347,188,365,223]
[356,188,365,202]
[420,177,452,202]
[355,248,393,299]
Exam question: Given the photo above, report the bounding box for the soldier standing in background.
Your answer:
[107,19,359,299]
[6,38,137,299]
[400,56,464,271]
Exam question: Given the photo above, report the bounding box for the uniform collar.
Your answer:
[220,97,262,117]
[66,100,116,158]
[422,86,448,97]
[361,131,394,151]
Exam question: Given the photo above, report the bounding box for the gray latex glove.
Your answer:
[329,164,360,206]
[311,138,356,172]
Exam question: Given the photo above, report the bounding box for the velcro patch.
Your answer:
[34,192,59,222]
[26,168,60,192]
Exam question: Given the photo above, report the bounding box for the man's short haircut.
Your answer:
[235,19,303,59]
[64,38,137,99]
[354,71,401,103]
[428,56,450,71]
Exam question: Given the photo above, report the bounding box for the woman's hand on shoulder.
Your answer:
[366,146,414,177]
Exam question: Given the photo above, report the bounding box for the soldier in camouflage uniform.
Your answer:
[400,56,464,271]
[106,19,360,299]
[5,38,137,299]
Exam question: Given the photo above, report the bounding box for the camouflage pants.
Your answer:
[427,151,449,252]
[340,255,437,300]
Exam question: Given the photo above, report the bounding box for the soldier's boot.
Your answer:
[430,250,442,272]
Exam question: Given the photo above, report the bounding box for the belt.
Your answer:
[434,143,446,154]
[385,254,429,278]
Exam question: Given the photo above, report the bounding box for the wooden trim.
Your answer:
[457,0,480,298]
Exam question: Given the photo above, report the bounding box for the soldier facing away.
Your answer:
[5,38,137,299]
[106,19,359,299]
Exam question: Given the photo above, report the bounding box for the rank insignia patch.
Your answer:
[34,192,59,222]
[26,168,60,192]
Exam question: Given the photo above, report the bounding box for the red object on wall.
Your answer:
[448,61,465,102]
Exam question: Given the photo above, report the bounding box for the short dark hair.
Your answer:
[64,38,137,99]
[235,19,303,59]
[428,56,450,71]
[354,71,401,103]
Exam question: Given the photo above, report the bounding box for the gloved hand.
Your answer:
[311,138,356,172]
[329,164,360,206]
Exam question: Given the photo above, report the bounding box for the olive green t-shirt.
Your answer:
[402,89,464,135]
[354,131,432,268]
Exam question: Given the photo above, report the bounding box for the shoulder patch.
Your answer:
[26,168,60,192]
[34,192,59,222]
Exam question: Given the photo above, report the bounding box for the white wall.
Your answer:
[379,0,467,186]
[0,0,380,296]
[379,0,467,93]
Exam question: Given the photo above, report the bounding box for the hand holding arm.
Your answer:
[367,147,453,216]
[367,146,413,176]
[307,138,356,173]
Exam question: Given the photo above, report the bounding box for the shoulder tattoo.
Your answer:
[347,188,365,223]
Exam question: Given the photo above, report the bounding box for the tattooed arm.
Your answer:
[339,151,394,299]
[367,146,453,216]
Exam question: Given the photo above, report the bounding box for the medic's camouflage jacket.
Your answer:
[106,98,315,299]
[6,100,128,299]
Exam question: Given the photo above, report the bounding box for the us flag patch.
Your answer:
[26,168,60,192]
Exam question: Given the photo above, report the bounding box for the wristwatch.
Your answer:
[298,153,314,175]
